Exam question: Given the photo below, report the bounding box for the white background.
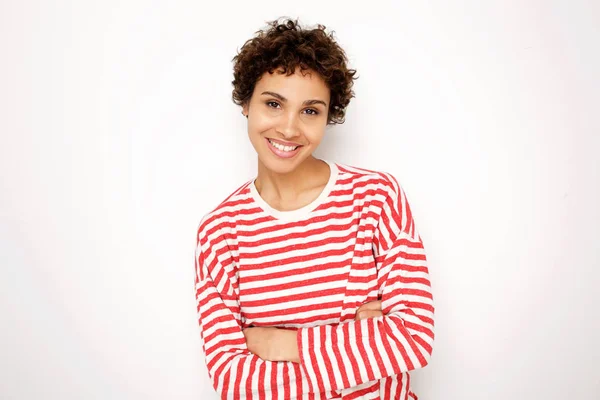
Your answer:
[1,1,599,399]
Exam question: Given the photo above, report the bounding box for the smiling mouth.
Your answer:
[265,137,304,159]
[267,138,302,152]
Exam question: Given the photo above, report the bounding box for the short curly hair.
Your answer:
[231,18,358,125]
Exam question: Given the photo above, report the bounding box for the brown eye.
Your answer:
[266,101,280,109]
[304,108,319,115]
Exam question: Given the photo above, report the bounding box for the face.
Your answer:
[242,68,330,175]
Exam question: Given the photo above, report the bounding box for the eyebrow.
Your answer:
[261,91,328,107]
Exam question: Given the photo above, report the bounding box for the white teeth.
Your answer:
[268,139,299,152]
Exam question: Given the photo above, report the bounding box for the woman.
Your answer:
[195,18,434,399]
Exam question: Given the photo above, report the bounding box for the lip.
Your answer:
[267,138,303,147]
[265,137,302,159]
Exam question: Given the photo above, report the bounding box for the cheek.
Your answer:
[305,127,326,144]
[248,112,274,135]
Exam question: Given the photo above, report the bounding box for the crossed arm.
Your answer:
[242,301,385,363]
[196,180,435,398]
[197,233,433,397]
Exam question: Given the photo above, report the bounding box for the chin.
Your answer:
[259,152,308,175]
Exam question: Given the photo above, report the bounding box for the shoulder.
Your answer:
[335,163,420,239]
[196,178,253,246]
[333,161,403,199]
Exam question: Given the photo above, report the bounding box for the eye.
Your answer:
[266,101,280,109]
[304,108,319,115]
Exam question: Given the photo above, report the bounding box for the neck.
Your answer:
[255,156,326,202]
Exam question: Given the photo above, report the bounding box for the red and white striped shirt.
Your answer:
[195,160,435,399]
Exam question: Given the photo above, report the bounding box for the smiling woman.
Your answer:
[244,70,331,176]
[194,17,435,400]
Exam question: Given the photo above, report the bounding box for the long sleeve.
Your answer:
[195,232,310,399]
[296,176,435,393]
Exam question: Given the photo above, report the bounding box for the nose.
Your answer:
[276,111,300,139]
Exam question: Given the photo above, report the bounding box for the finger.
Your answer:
[356,301,376,314]
[358,300,382,312]
[356,310,383,320]
[356,310,384,320]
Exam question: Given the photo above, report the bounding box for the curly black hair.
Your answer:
[231,17,358,125]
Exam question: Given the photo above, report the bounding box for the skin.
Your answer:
[242,67,332,211]
[240,67,385,363]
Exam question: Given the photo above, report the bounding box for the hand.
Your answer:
[243,326,275,360]
[243,326,300,363]
[355,300,383,321]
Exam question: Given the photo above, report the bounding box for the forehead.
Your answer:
[254,68,330,102]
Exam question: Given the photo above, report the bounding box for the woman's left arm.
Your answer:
[296,230,434,393]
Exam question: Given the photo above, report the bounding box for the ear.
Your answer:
[242,102,249,118]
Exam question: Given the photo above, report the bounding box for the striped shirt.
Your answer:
[195,160,435,399]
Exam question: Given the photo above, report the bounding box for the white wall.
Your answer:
[1,1,599,399]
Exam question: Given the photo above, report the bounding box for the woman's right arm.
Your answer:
[195,236,311,399]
